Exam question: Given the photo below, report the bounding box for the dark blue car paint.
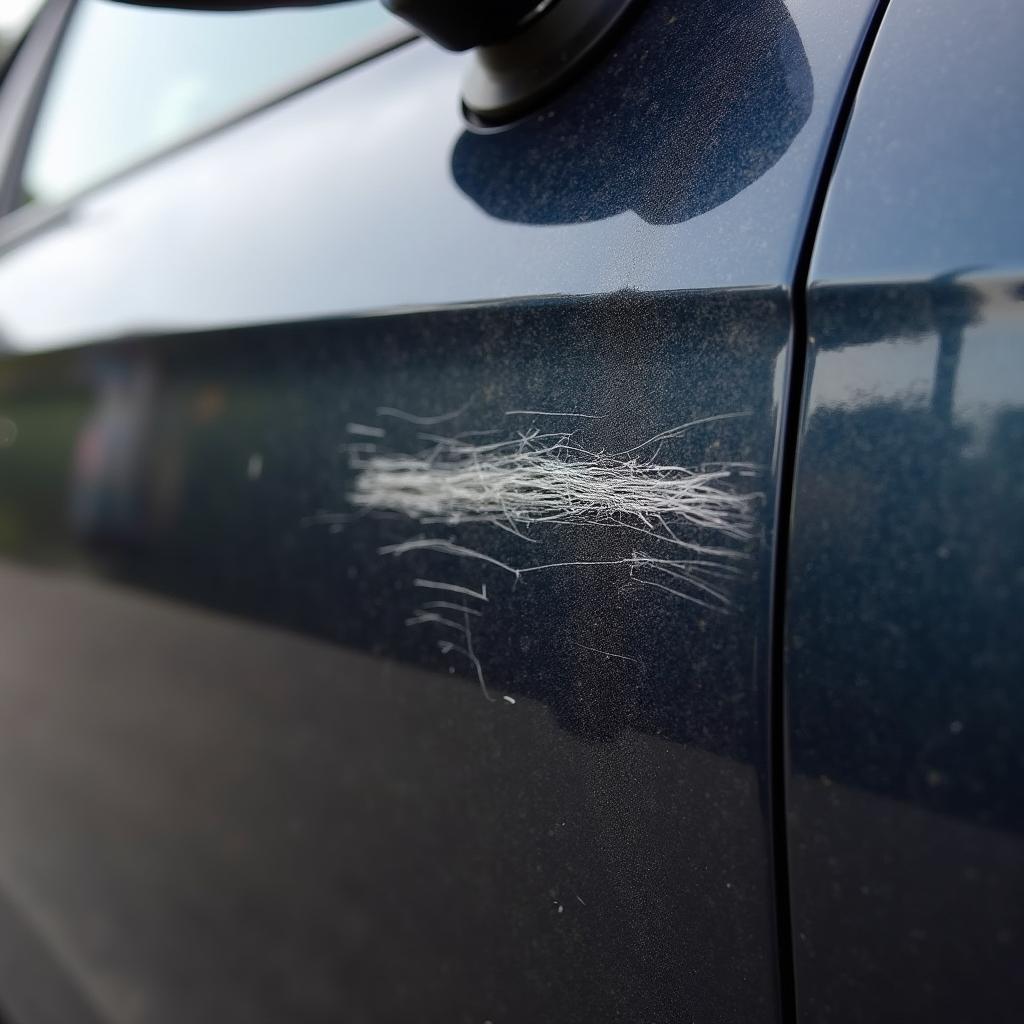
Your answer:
[0,0,1020,1021]
[0,0,874,350]
[0,0,881,1019]
[786,0,1024,1020]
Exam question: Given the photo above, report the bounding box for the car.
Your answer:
[0,1,1020,1021]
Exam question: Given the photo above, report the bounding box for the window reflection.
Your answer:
[21,0,397,206]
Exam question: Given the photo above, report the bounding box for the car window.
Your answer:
[18,0,398,207]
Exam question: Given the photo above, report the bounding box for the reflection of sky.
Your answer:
[953,317,1024,452]
[809,338,938,413]
[810,0,1024,281]
[808,302,1024,458]
[23,0,396,204]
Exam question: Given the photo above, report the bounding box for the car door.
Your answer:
[785,0,1024,1021]
[0,1,881,1021]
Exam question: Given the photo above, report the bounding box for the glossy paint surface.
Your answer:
[0,0,879,1021]
[787,0,1024,1020]
[0,295,789,1024]
[0,0,876,351]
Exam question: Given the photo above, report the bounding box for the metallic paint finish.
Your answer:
[0,293,790,1023]
[788,0,1024,1020]
[0,0,880,1020]
[0,0,876,351]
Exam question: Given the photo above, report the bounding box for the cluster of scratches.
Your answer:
[344,413,760,612]
[331,411,762,698]
[351,417,755,539]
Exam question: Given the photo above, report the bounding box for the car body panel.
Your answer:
[0,292,794,1024]
[0,0,884,1021]
[0,0,875,351]
[787,0,1024,1020]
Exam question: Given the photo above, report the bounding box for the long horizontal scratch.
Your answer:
[413,578,488,602]
[346,423,386,437]
[505,410,606,419]
[391,538,749,608]
[570,641,645,668]
[382,538,517,574]
[392,541,743,587]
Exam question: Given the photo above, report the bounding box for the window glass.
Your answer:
[19,0,398,206]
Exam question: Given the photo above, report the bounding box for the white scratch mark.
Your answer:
[428,609,493,701]
[391,542,740,610]
[570,641,645,667]
[609,412,750,458]
[628,554,740,611]
[630,575,723,612]
[503,695,516,705]
[355,416,758,608]
[405,611,466,630]
[413,578,488,602]
[383,538,518,575]
[346,422,386,437]
[459,604,493,702]
[505,410,606,419]
[352,422,757,549]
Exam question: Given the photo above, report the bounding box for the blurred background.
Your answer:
[0,1,45,63]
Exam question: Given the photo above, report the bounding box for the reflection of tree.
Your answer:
[790,394,1024,833]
